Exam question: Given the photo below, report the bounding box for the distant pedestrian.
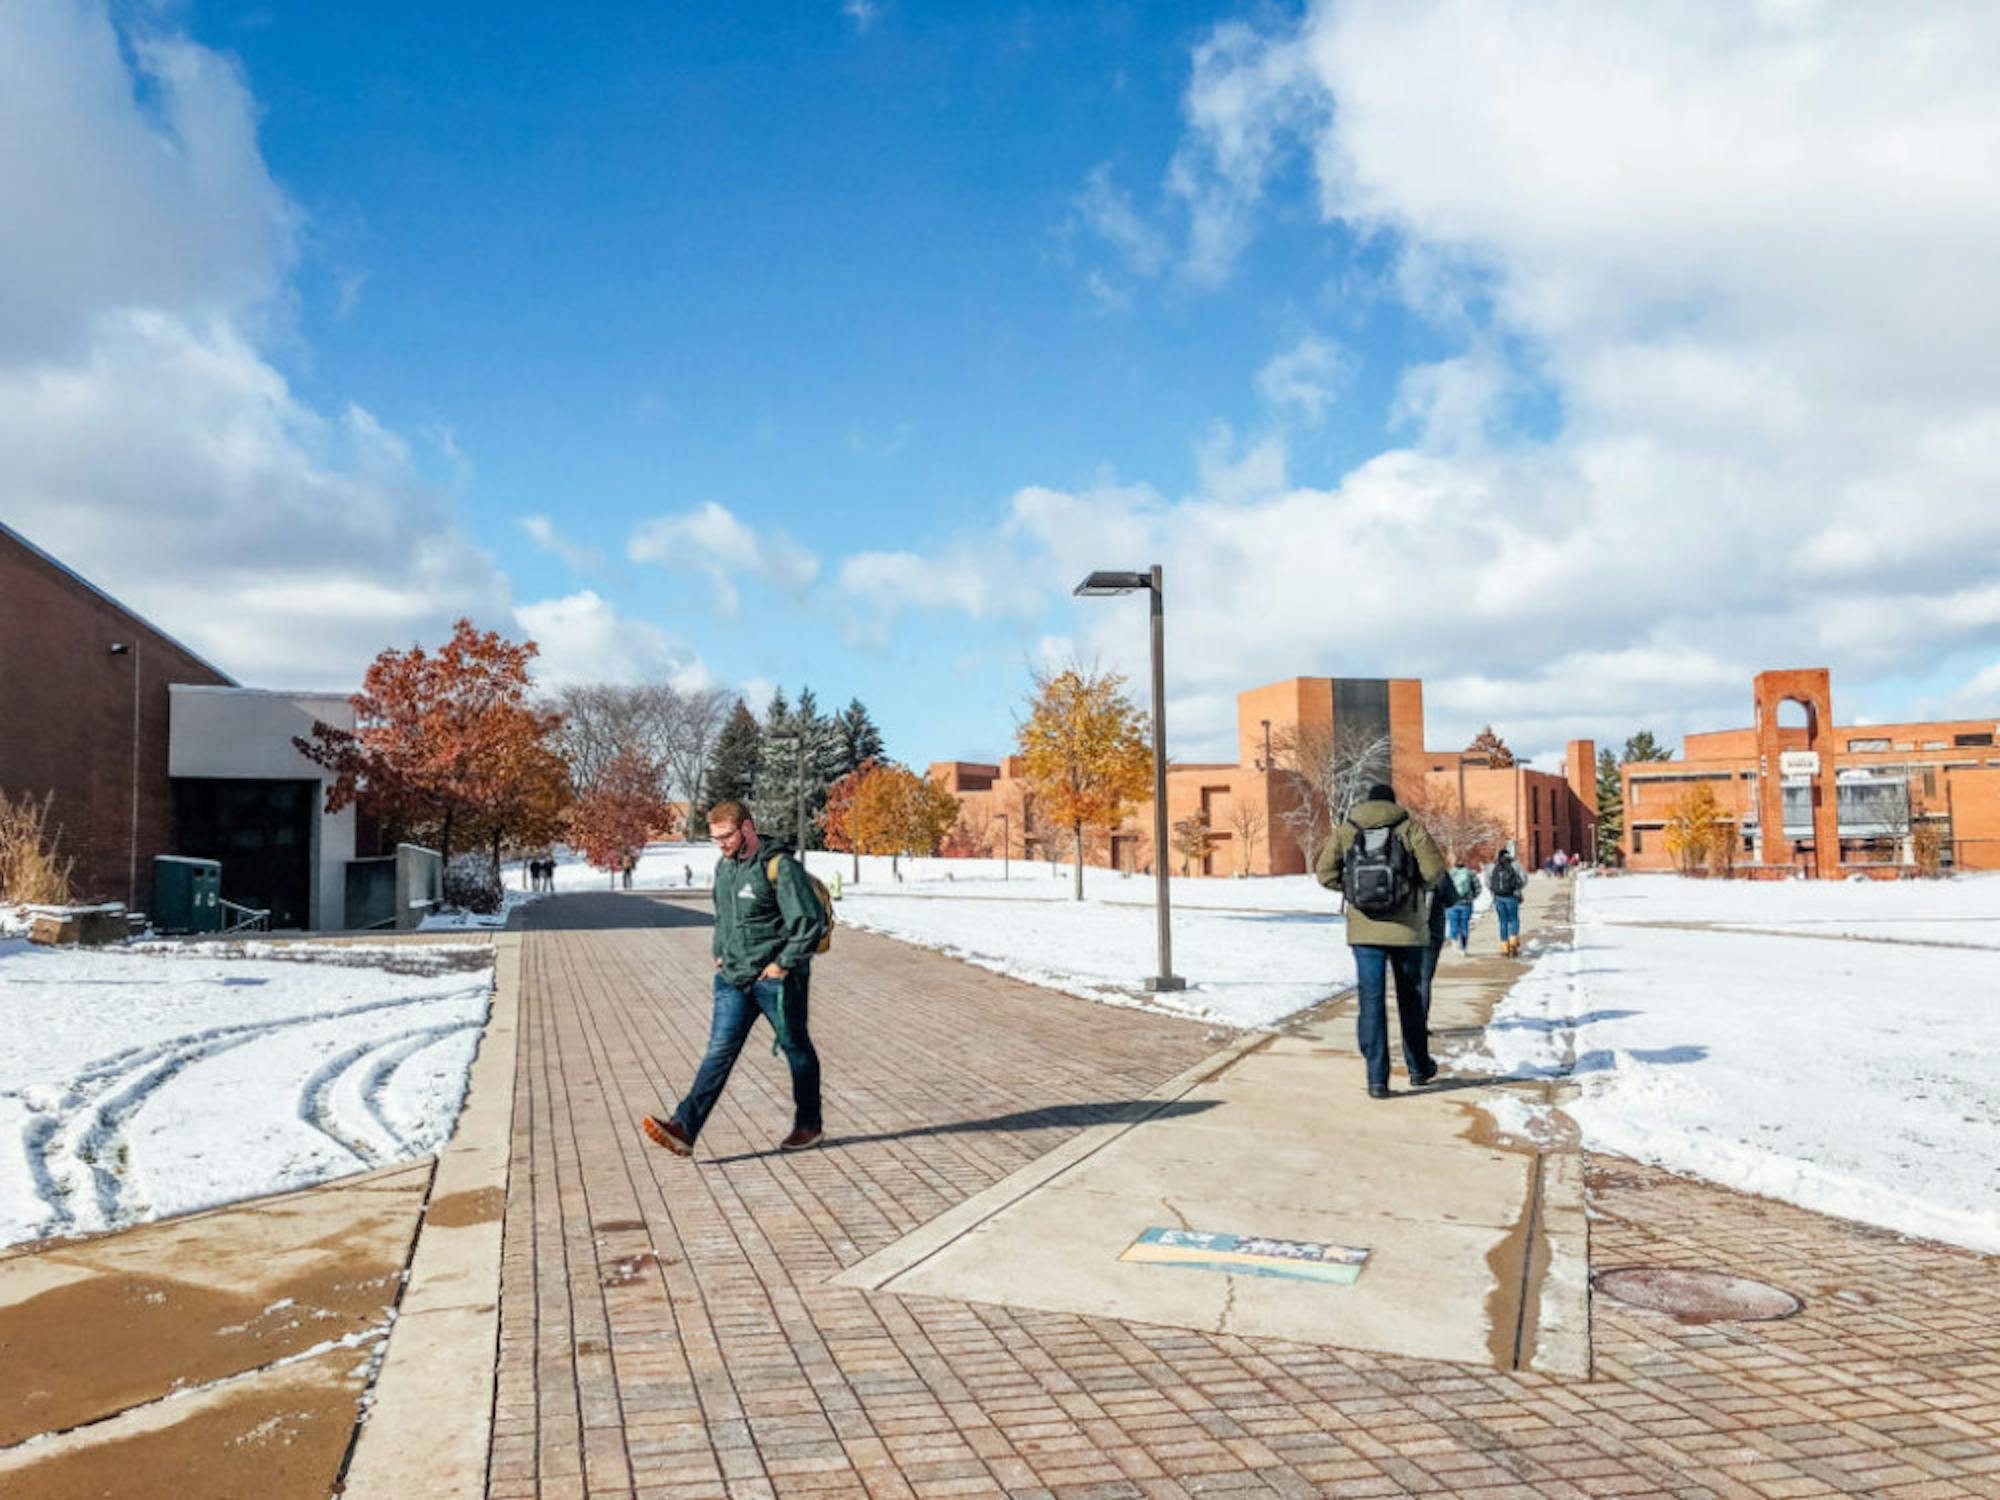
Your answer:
[643,802,829,1156]
[1445,857,1481,954]
[684,863,694,888]
[1489,848,1526,958]
[621,851,636,890]
[1317,782,1447,1099]
[1552,848,1569,879]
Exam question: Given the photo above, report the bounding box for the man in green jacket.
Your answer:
[1316,782,1449,1099]
[643,800,829,1156]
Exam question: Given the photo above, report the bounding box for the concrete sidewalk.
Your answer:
[833,879,1586,1376]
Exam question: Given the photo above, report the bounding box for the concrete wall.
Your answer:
[169,686,357,929]
[0,524,235,906]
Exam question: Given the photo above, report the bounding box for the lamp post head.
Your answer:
[1072,569,1152,597]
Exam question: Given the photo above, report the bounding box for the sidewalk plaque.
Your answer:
[1119,1227,1370,1286]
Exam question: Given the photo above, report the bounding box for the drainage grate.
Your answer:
[1592,1265,1803,1323]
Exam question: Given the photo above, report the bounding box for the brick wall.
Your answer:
[0,527,234,905]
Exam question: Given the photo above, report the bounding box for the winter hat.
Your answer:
[1365,781,1397,803]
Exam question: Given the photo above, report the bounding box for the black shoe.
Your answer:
[1411,1067,1438,1087]
[1367,1085,1391,1100]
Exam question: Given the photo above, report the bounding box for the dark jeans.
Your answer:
[1494,895,1522,942]
[672,969,821,1143]
[1420,940,1443,1017]
[1351,944,1433,1091]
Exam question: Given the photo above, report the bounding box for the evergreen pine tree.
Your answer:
[833,698,886,778]
[1595,747,1624,864]
[1622,730,1671,763]
[702,700,762,817]
[752,689,802,841]
[792,687,839,849]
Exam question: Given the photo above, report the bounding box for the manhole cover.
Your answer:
[1592,1266,1802,1323]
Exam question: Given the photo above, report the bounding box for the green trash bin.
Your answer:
[153,856,222,935]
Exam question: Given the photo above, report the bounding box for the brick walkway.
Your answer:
[495,893,2000,1500]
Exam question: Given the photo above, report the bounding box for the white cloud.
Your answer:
[1255,334,1348,426]
[0,0,517,689]
[519,515,604,573]
[988,1,2000,757]
[513,590,711,692]
[841,0,882,36]
[626,500,820,615]
[1073,164,1171,281]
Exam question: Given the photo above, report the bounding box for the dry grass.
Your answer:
[0,789,76,907]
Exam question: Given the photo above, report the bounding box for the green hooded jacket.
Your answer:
[711,837,827,988]
[1315,798,1448,947]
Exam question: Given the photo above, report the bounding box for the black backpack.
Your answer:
[1490,858,1523,898]
[1341,816,1420,918]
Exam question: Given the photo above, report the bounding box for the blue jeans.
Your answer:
[1351,945,1434,1091]
[1445,902,1472,948]
[672,970,821,1143]
[1494,896,1521,942]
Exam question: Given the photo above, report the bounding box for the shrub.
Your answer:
[443,851,503,914]
[0,790,75,907]
[1912,821,1947,878]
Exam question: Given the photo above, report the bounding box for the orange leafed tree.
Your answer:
[1466,725,1516,768]
[564,748,673,880]
[1016,666,1153,900]
[820,759,875,879]
[294,618,567,873]
[843,762,960,876]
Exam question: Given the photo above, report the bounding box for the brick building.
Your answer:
[1621,667,2000,875]
[1,522,392,927]
[1,520,235,907]
[931,676,1595,878]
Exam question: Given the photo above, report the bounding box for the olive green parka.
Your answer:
[1315,797,1448,947]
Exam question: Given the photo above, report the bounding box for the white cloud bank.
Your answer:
[0,1,694,693]
[922,2,2000,760]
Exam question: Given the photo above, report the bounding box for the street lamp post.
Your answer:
[1072,564,1184,993]
[997,810,1010,881]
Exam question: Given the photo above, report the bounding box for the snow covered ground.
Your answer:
[0,934,492,1249]
[1459,873,2000,1253]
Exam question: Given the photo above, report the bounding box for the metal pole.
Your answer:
[128,641,142,910]
[999,811,1009,880]
[1147,565,1183,991]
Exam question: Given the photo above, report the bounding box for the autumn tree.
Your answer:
[1016,666,1154,901]
[1171,809,1215,877]
[564,748,673,885]
[295,619,564,875]
[844,762,960,876]
[1465,726,1516,768]
[1664,783,1724,876]
[820,759,874,880]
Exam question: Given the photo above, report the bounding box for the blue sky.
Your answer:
[7,1,2000,771]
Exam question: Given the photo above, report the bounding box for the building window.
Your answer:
[1925,770,1938,797]
[1955,732,1994,748]
[1847,737,1890,752]
[1632,827,1644,853]
[1923,740,1947,750]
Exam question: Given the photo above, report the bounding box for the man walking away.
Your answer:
[1445,857,1481,954]
[1489,847,1526,958]
[643,802,828,1156]
[1317,782,1448,1099]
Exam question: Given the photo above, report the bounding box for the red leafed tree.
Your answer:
[564,748,672,881]
[294,619,566,873]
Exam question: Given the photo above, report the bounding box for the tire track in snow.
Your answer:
[301,1017,484,1166]
[14,985,488,1238]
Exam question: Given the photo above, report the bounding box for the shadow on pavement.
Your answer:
[701,1098,1222,1164]
[518,891,714,934]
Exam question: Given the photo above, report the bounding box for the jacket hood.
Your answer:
[1346,798,1409,830]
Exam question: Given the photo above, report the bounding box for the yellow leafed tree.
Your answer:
[845,762,960,877]
[1664,783,1723,876]
[1016,666,1154,900]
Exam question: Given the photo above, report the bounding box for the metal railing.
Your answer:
[220,899,270,934]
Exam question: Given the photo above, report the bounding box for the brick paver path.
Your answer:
[495,893,2000,1500]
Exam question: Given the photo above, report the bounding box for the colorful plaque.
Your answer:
[1119,1227,1370,1285]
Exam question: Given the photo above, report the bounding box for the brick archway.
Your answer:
[1752,669,1841,877]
